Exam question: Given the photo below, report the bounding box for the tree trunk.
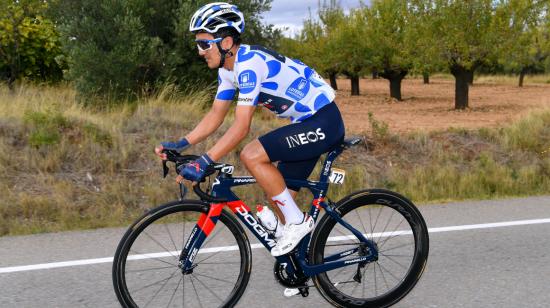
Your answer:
[350,76,360,96]
[450,65,471,109]
[372,70,379,79]
[518,68,527,87]
[329,72,338,90]
[467,70,474,85]
[423,72,430,84]
[379,69,408,101]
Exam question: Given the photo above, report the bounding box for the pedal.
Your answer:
[298,287,309,297]
[284,288,300,297]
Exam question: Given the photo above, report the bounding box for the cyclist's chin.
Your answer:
[205,58,220,69]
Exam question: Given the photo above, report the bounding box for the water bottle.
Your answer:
[256,205,283,238]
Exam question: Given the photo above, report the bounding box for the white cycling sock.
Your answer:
[271,188,304,225]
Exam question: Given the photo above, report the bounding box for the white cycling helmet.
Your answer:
[189,2,245,34]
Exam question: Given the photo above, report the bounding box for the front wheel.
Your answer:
[310,189,429,308]
[112,200,252,308]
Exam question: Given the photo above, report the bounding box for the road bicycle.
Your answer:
[112,137,429,307]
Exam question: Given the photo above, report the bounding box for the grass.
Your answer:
[427,73,550,85]
[1,83,550,236]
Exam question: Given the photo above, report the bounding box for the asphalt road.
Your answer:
[1,196,549,307]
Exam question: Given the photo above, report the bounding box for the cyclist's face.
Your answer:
[195,33,221,69]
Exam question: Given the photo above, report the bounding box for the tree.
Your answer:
[52,0,281,103]
[365,0,414,101]
[331,9,372,95]
[496,0,548,87]
[408,0,445,84]
[431,0,503,109]
[0,0,64,89]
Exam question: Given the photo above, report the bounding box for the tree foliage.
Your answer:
[0,0,64,88]
[52,0,281,103]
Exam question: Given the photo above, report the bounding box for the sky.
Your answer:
[261,0,368,37]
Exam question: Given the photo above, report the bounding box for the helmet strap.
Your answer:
[215,38,235,69]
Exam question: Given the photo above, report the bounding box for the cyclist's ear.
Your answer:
[221,36,234,50]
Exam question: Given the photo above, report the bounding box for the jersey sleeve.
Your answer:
[215,68,236,101]
[235,55,268,106]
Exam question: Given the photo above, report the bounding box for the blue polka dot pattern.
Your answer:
[288,66,300,74]
[266,60,281,79]
[216,89,236,100]
[294,102,312,112]
[304,67,313,79]
[238,47,255,63]
[314,94,330,110]
[261,82,278,90]
[217,44,336,123]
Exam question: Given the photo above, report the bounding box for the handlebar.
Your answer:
[161,149,228,203]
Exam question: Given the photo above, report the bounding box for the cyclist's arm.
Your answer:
[185,99,231,144]
[185,69,236,144]
[206,105,255,161]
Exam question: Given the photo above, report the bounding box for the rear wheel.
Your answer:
[310,189,429,308]
[112,200,252,308]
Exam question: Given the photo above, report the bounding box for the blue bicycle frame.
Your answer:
[180,144,378,277]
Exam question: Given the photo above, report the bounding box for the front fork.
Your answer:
[179,203,224,273]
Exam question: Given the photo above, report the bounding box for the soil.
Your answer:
[335,78,550,134]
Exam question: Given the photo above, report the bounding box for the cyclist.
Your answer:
[155,2,345,257]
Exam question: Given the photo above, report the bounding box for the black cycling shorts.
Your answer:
[258,102,345,191]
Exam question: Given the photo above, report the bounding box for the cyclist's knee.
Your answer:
[240,140,269,165]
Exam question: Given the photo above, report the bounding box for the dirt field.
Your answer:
[335,77,550,134]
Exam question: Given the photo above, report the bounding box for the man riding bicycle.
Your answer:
[155,2,345,257]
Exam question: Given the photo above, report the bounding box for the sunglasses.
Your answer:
[195,38,222,51]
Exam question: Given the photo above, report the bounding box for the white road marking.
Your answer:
[1,218,549,274]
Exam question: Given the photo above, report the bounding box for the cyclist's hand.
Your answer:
[178,154,213,183]
[155,138,190,160]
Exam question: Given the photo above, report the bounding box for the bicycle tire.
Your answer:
[112,200,252,308]
[309,189,429,308]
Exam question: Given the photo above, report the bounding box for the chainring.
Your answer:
[273,261,309,288]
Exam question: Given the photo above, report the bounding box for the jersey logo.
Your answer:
[285,128,326,148]
[286,77,310,100]
[239,70,257,94]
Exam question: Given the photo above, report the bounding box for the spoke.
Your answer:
[194,246,233,265]
[373,262,378,297]
[377,218,407,250]
[371,205,384,236]
[126,265,176,273]
[131,268,179,294]
[192,273,225,303]
[332,224,355,239]
[164,223,179,253]
[376,260,390,293]
[193,272,235,285]
[379,252,410,270]
[167,277,183,308]
[200,224,225,248]
[380,242,413,253]
[129,249,178,267]
[197,261,241,265]
[361,262,372,298]
[376,208,396,245]
[355,208,370,241]
[376,261,402,282]
[142,231,179,261]
[144,268,177,308]
[324,242,362,247]
[189,276,204,308]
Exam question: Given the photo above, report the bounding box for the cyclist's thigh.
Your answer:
[258,103,344,162]
[278,158,319,191]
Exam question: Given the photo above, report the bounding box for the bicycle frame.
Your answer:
[180,145,378,277]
